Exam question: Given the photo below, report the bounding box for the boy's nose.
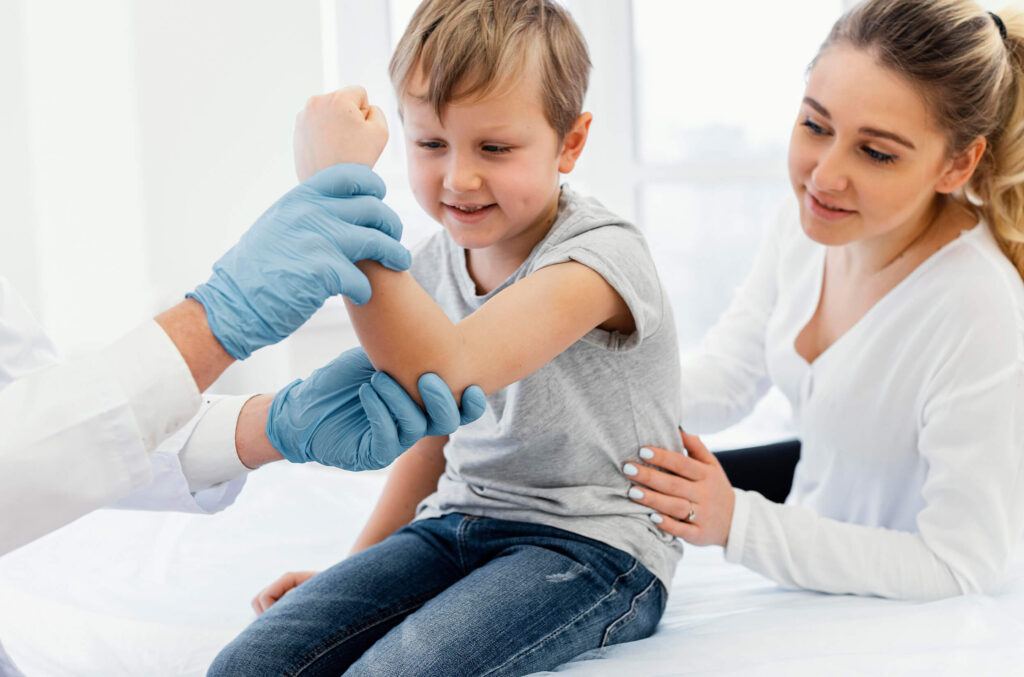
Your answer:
[443,155,483,193]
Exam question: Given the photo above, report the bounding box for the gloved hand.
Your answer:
[188,163,411,360]
[267,347,487,470]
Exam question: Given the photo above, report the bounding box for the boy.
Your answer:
[210,1,684,674]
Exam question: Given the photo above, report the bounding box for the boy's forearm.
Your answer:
[349,435,447,555]
[346,259,625,405]
[345,262,472,405]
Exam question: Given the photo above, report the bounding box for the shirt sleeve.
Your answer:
[533,224,664,351]
[725,270,1024,601]
[677,204,787,433]
[0,320,200,555]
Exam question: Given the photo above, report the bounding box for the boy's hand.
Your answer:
[251,570,318,614]
[294,86,389,180]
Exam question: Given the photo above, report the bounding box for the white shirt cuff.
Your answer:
[100,321,201,453]
[724,488,752,564]
[178,394,255,492]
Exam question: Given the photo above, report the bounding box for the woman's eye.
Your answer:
[801,118,827,135]
[863,146,897,164]
[482,145,511,154]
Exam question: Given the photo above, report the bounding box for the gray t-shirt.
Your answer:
[410,186,684,587]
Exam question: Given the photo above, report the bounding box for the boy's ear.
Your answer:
[558,112,593,174]
[936,135,986,194]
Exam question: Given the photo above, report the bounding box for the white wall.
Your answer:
[1,0,342,393]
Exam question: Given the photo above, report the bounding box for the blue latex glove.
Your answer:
[267,347,487,470]
[188,164,411,360]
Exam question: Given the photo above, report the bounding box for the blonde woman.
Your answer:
[626,0,1024,601]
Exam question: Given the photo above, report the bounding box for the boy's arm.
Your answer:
[345,261,634,405]
[348,434,448,555]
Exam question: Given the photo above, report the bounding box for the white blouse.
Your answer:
[679,200,1024,600]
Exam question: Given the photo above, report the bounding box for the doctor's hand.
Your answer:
[252,570,318,615]
[623,430,735,548]
[268,347,487,471]
[187,163,410,360]
[294,86,389,181]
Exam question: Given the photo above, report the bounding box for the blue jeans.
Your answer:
[208,514,666,676]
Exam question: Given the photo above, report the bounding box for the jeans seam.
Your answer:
[288,593,433,677]
[480,559,641,676]
[455,515,476,572]
[599,573,661,648]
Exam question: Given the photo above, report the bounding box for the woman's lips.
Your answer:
[805,190,855,222]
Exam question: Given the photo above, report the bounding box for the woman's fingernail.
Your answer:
[649,513,664,524]
[639,447,655,460]
[628,487,644,500]
[623,463,639,476]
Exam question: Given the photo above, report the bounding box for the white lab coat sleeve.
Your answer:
[113,394,255,513]
[678,204,785,433]
[0,321,200,555]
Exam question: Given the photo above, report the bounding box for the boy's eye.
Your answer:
[417,140,444,150]
[482,144,512,154]
[862,145,897,165]
[801,118,828,135]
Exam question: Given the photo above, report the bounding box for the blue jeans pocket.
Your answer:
[600,575,667,648]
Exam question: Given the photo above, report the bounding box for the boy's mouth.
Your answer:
[443,202,497,223]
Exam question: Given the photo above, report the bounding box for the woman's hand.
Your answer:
[623,430,735,547]
[251,571,318,615]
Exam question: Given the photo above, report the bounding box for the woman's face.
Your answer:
[788,43,956,246]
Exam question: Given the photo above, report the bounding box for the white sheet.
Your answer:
[1,462,1022,676]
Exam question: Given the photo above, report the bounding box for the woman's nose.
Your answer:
[810,145,849,193]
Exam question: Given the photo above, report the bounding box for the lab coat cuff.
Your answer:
[725,488,752,563]
[178,394,256,493]
[102,321,201,453]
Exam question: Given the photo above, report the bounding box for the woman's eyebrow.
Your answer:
[802,97,916,150]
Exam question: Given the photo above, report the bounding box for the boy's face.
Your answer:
[401,66,572,254]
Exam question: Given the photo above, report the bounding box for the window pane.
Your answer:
[633,0,843,165]
[642,180,789,349]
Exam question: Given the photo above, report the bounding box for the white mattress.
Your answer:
[1,462,1022,676]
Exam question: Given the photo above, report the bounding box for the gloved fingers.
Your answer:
[417,373,461,436]
[308,347,376,391]
[313,194,404,241]
[459,385,488,425]
[327,224,411,275]
[370,371,427,448]
[359,383,403,468]
[326,256,373,306]
[303,163,386,199]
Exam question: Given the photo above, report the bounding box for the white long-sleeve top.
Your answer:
[680,200,1024,600]
[0,276,251,557]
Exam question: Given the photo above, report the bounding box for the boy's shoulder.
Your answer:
[528,186,651,272]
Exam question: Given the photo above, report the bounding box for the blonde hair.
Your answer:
[389,0,590,138]
[818,0,1024,278]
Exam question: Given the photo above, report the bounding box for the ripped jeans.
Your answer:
[208,514,666,677]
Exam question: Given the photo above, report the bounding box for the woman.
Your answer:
[624,0,1024,600]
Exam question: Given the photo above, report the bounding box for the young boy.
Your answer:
[210,1,684,674]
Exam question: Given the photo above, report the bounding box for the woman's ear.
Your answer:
[936,136,986,194]
[558,112,593,174]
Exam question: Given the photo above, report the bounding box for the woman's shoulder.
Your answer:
[932,223,1024,311]
[917,222,1024,358]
